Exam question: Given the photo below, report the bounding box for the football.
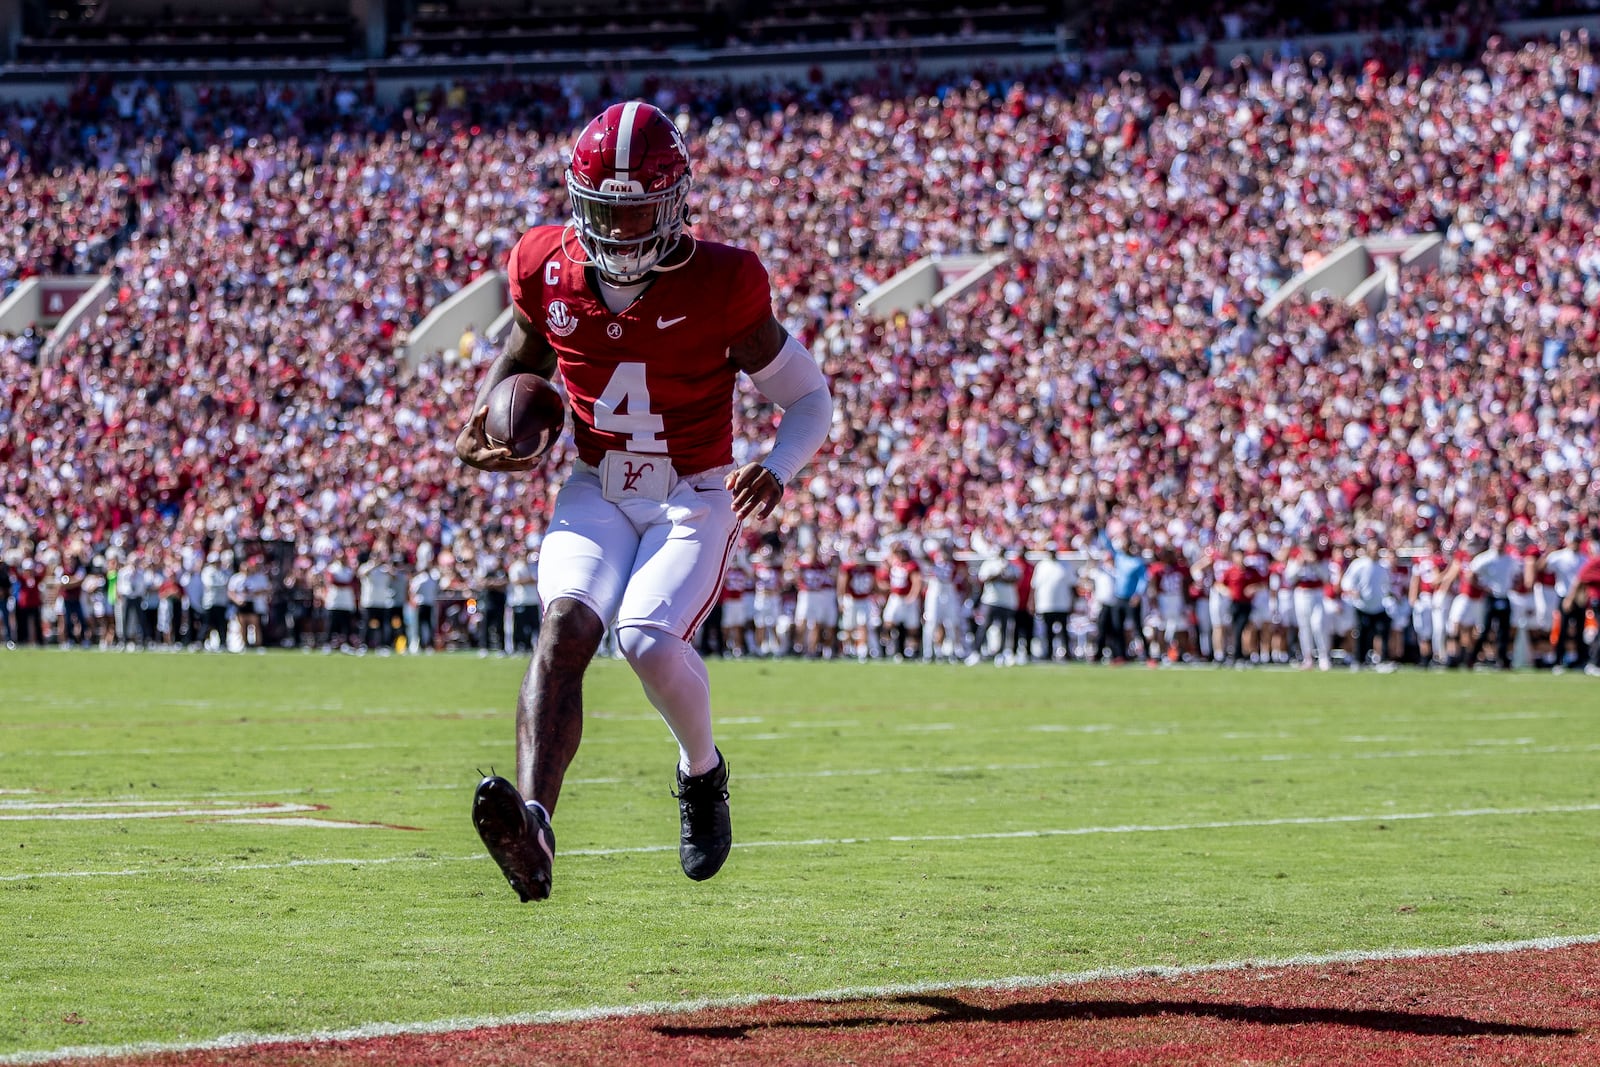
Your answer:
[483,373,565,460]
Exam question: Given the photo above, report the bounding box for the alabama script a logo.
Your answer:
[621,460,654,492]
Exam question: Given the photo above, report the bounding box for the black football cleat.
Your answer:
[674,750,732,881]
[472,775,554,902]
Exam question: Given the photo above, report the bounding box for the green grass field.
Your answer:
[2,651,1597,1059]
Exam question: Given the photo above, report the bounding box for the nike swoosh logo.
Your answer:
[657,315,687,329]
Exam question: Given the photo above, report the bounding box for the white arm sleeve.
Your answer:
[748,333,832,486]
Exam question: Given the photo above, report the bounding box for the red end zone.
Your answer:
[52,942,1599,1066]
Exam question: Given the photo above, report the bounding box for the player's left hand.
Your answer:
[726,463,783,523]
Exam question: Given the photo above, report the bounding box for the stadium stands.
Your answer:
[0,19,1596,668]
[16,1,361,64]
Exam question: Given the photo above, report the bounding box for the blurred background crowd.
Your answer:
[1,8,1597,670]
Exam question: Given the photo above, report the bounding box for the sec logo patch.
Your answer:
[547,300,577,337]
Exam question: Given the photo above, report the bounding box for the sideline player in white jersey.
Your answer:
[1440,539,1486,666]
[1537,526,1585,668]
[920,542,964,661]
[880,543,924,660]
[718,552,755,657]
[456,101,832,902]
[794,548,838,659]
[1383,545,1411,663]
[1205,546,1231,663]
[1146,547,1192,663]
[838,549,880,661]
[750,543,786,657]
[1286,533,1332,671]
[1410,536,1448,666]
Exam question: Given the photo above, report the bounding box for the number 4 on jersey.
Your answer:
[593,362,667,453]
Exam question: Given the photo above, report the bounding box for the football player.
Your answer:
[456,102,833,902]
[838,546,881,662]
[793,547,839,659]
[1286,533,1332,671]
[920,542,965,662]
[749,542,786,657]
[718,550,755,658]
[880,543,924,660]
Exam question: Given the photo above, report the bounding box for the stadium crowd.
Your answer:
[1,23,1598,673]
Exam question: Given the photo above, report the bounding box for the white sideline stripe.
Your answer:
[11,741,1598,807]
[739,742,1600,779]
[4,802,1597,883]
[3,932,1598,1066]
[211,818,406,830]
[0,804,320,822]
[0,800,291,811]
[7,735,1598,762]
[88,742,1600,799]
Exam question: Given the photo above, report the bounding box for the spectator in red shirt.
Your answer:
[12,561,44,646]
[1009,547,1035,664]
[1566,554,1600,676]
[1221,547,1265,666]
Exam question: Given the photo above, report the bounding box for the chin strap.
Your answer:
[559,222,591,270]
[563,224,696,284]
[647,235,696,274]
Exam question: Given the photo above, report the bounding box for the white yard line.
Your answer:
[4,802,1597,883]
[0,804,321,822]
[0,799,296,811]
[9,740,1596,804]
[2,932,1597,1065]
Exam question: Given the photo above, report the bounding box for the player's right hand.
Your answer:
[455,406,540,472]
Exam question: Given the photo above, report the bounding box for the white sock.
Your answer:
[617,624,718,776]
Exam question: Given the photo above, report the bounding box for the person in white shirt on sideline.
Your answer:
[358,551,397,653]
[1286,533,1333,671]
[1339,538,1392,671]
[1538,526,1586,669]
[1469,530,1518,670]
[408,548,442,654]
[970,547,1022,665]
[118,550,149,649]
[182,555,206,648]
[919,542,963,662]
[199,553,233,651]
[378,552,404,651]
[245,557,272,648]
[508,553,541,653]
[324,549,359,652]
[227,557,266,650]
[1082,549,1117,663]
[1030,543,1078,662]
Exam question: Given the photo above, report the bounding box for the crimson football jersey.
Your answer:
[721,566,753,602]
[507,226,771,474]
[887,560,920,597]
[1156,565,1186,599]
[842,562,878,598]
[798,563,834,593]
[1455,549,1481,597]
[1415,553,1445,593]
[753,560,782,593]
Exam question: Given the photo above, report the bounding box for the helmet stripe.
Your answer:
[614,101,641,184]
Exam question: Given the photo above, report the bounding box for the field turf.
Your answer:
[1,650,1596,1061]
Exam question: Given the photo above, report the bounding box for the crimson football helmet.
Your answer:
[566,101,691,283]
